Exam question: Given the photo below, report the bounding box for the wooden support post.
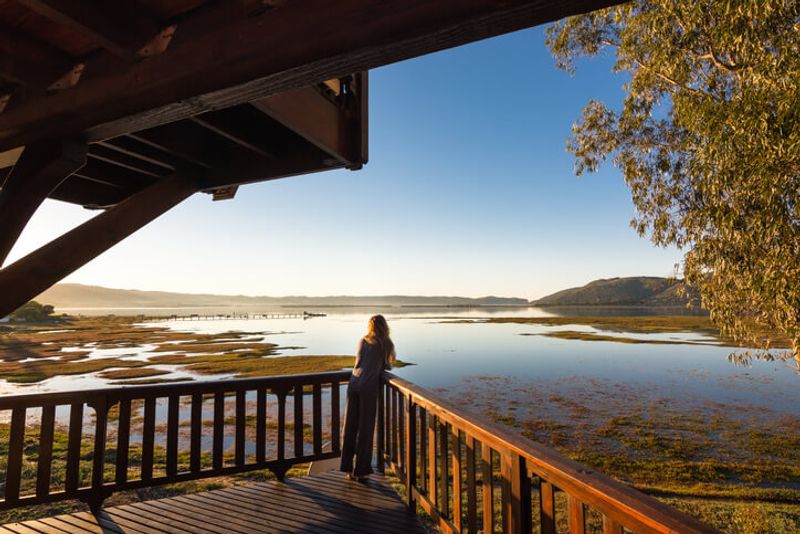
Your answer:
[406,397,417,509]
[0,171,197,318]
[482,444,493,534]
[0,138,87,266]
[465,435,478,533]
[540,480,556,534]
[376,382,384,473]
[452,430,462,531]
[510,455,532,534]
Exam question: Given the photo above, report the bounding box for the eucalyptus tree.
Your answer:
[547,1,800,358]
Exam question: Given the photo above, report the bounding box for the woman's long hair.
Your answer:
[365,314,396,367]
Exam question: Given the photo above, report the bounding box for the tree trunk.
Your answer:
[793,337,800,365]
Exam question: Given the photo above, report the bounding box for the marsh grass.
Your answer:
[0,357,150,383]
[448,315,793,349]
[0,317,406,384]
[99,368,170,380]
[530,330,703,345]
[444,375,800,532]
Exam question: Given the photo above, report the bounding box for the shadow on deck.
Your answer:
[0,471,425,533]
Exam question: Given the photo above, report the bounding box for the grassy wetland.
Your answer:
[1,310,798,531]
[0,316,364,387]
[433,314,800,532]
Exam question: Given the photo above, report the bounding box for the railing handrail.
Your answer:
[0,370,352,409]
[384,372,718,534]
[0,370,351,512]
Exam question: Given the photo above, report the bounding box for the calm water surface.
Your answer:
[4,307,799,416]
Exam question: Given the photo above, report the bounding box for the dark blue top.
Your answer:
[348,338,391,393]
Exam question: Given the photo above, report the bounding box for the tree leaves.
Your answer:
[547,0,800,358]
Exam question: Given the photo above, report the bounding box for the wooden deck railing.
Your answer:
[0,370,350,511]
[1,369,717,533]
[380,373,718,534]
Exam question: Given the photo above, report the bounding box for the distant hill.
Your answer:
[531,277,696,307]
[38,284,528,309]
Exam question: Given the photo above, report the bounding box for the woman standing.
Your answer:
[340,314,396,481]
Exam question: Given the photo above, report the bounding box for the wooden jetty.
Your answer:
[151,311,327,321]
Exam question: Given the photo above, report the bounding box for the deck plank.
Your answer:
[2,472,425,534]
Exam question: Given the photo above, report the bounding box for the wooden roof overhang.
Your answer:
[0,0,621,316]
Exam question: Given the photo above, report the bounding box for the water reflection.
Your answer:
[2,307,798,418]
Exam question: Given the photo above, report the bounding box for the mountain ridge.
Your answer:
[38,284,529,309]
[531,276,696,307]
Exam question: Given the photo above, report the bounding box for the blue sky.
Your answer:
[10,26,681,300]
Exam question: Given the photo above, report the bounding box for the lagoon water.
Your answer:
[13,307,800,418]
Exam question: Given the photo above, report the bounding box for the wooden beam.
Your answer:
[128,124,225,169]
[88,145,173,178]
[199,145,334,190]
[0,0,622,151]
[353,72,368,166]
[0,172,198,317]
[252,86,354,164]
[0,147,24,169]
[49,176,132,208]
[0,139,86,266]
[189,111,278,160]
[76,157,158,188]
[95,137,181,172]
[0,22,77,90]
[16,0,162,60]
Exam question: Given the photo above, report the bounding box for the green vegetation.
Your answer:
[110,377,194,385]
[456,314,718,332]
[0,316,390,383]
[547,1,800,357]
[450,315,792,348]
[99,368,171,380]
[531,330,703,345]
[150,352,356,377]
[0,357,149,384]
[9,300,57,323]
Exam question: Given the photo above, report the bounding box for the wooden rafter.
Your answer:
[0,172,199,317]
[199,144,333,190]
[0,139,87,266]
[0,22,77,90]
[0,0,622,151]
[189,113,277,160]
[252,86,354,165]
[49,177,132,208]
[15,0,162,60]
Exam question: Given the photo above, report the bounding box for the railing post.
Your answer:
[377,381,385,474]
[540,480,556,534]
[419,409,427,495]
[568,495,586,533]
[507,454,531,534]
[466,435,478,533]
[452,429,462,531]
[481,443,493,534]
[87,395,110,512]
[406,395,417,509]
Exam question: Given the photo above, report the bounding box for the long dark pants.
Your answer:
[339,385,378,477]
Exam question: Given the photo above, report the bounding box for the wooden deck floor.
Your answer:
[1,472,427,534]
